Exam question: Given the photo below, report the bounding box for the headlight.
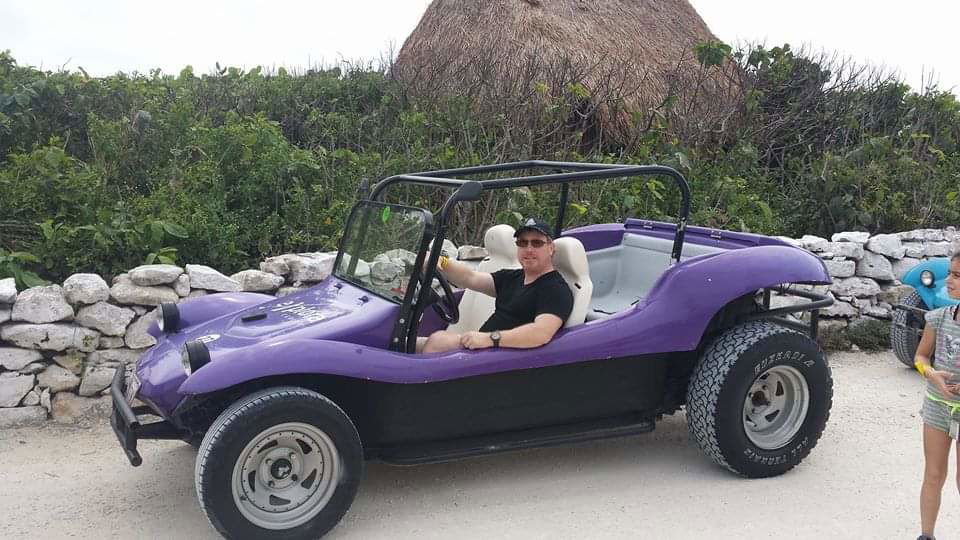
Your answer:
[182,339,211,375]
[921,270,935,287]
[159,302,180,333]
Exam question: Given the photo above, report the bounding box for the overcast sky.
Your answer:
[2,1,956,95]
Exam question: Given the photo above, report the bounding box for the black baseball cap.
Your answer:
[514,217,554,239]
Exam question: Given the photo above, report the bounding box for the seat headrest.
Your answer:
[552,237,592,328]
[553,237,589,281]
[484,224,517,266]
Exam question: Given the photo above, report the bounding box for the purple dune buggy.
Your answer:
[111,161,835,539]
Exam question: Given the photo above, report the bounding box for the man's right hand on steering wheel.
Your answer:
[422,252,460,325]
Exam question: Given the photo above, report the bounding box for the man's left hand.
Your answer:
[460,331,494,350]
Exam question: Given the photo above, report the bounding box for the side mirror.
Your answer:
[456,181,483,202]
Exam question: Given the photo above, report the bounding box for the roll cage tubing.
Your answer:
[365,160,692,352]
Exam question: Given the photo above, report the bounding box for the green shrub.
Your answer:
[1,46,959,281]
[0,249,47,289]
[817,324,852,352]
[817,319,892,352]
[845,318,892,352]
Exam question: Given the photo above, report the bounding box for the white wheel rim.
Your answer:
[742,365,810,450]
[232,422,341,530]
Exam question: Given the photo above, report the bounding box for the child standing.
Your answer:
[915,251,960,540]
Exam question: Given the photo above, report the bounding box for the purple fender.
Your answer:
[176,320,647,391]
[177,339,417,394]
[632,244,831,351]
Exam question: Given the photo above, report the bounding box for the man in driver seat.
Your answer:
[420,218,574,353]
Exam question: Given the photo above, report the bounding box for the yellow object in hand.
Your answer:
[915,361,927,378]
[439,256,449,270]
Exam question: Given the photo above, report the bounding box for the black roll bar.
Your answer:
[366,160,693,352]
[369,160,692,264]
[403,181,484,352]
[556,183,570,238]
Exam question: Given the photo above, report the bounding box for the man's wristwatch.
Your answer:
[490,331,501,348]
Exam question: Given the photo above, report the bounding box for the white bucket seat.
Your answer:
[445,224,520,334]
[552,237,593,327]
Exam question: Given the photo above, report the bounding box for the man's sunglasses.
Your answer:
[515,239,549,248]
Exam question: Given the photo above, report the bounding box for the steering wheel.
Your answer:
[429,270,460,325]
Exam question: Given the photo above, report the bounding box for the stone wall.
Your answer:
[0,243,472,429]
[1,228,957,429]
[770,228,959,331]
[0,256,351,429]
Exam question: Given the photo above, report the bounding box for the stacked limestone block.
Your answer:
[0,279,91,427]
[258,252,339,297]
[770,227,960,331]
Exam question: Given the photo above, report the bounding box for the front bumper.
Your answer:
[746,286,833,339]
[109,369,187,466]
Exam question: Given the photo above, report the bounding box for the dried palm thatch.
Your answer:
[393,0,740,148]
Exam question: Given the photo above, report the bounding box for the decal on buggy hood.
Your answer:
[220,293,354,339]
[269,300,334,323]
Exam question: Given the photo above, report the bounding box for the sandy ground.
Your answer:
[1,350,957,540]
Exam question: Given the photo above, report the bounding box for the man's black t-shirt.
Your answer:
[479,269,574,332]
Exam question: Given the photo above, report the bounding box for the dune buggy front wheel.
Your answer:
[686,321,833,478]
[195,387,363,539]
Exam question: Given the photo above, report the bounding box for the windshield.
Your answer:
[333,201,431,303]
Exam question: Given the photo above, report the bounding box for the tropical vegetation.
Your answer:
[1,44,957,286]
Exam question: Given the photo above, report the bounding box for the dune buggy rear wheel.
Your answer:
[195,387,362,539]
[686,321,832,478]
[890,290,927,368]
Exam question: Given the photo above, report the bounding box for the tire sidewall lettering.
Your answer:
[717,330,830,475]
[752,349,810,377]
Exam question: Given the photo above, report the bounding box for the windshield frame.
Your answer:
[332,200,435,306]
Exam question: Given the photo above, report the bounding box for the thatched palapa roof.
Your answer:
[393,0,731,144]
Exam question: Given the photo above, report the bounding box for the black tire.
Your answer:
[195,387,363,539]
[686,321,832,478]
[890,290,927,368]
